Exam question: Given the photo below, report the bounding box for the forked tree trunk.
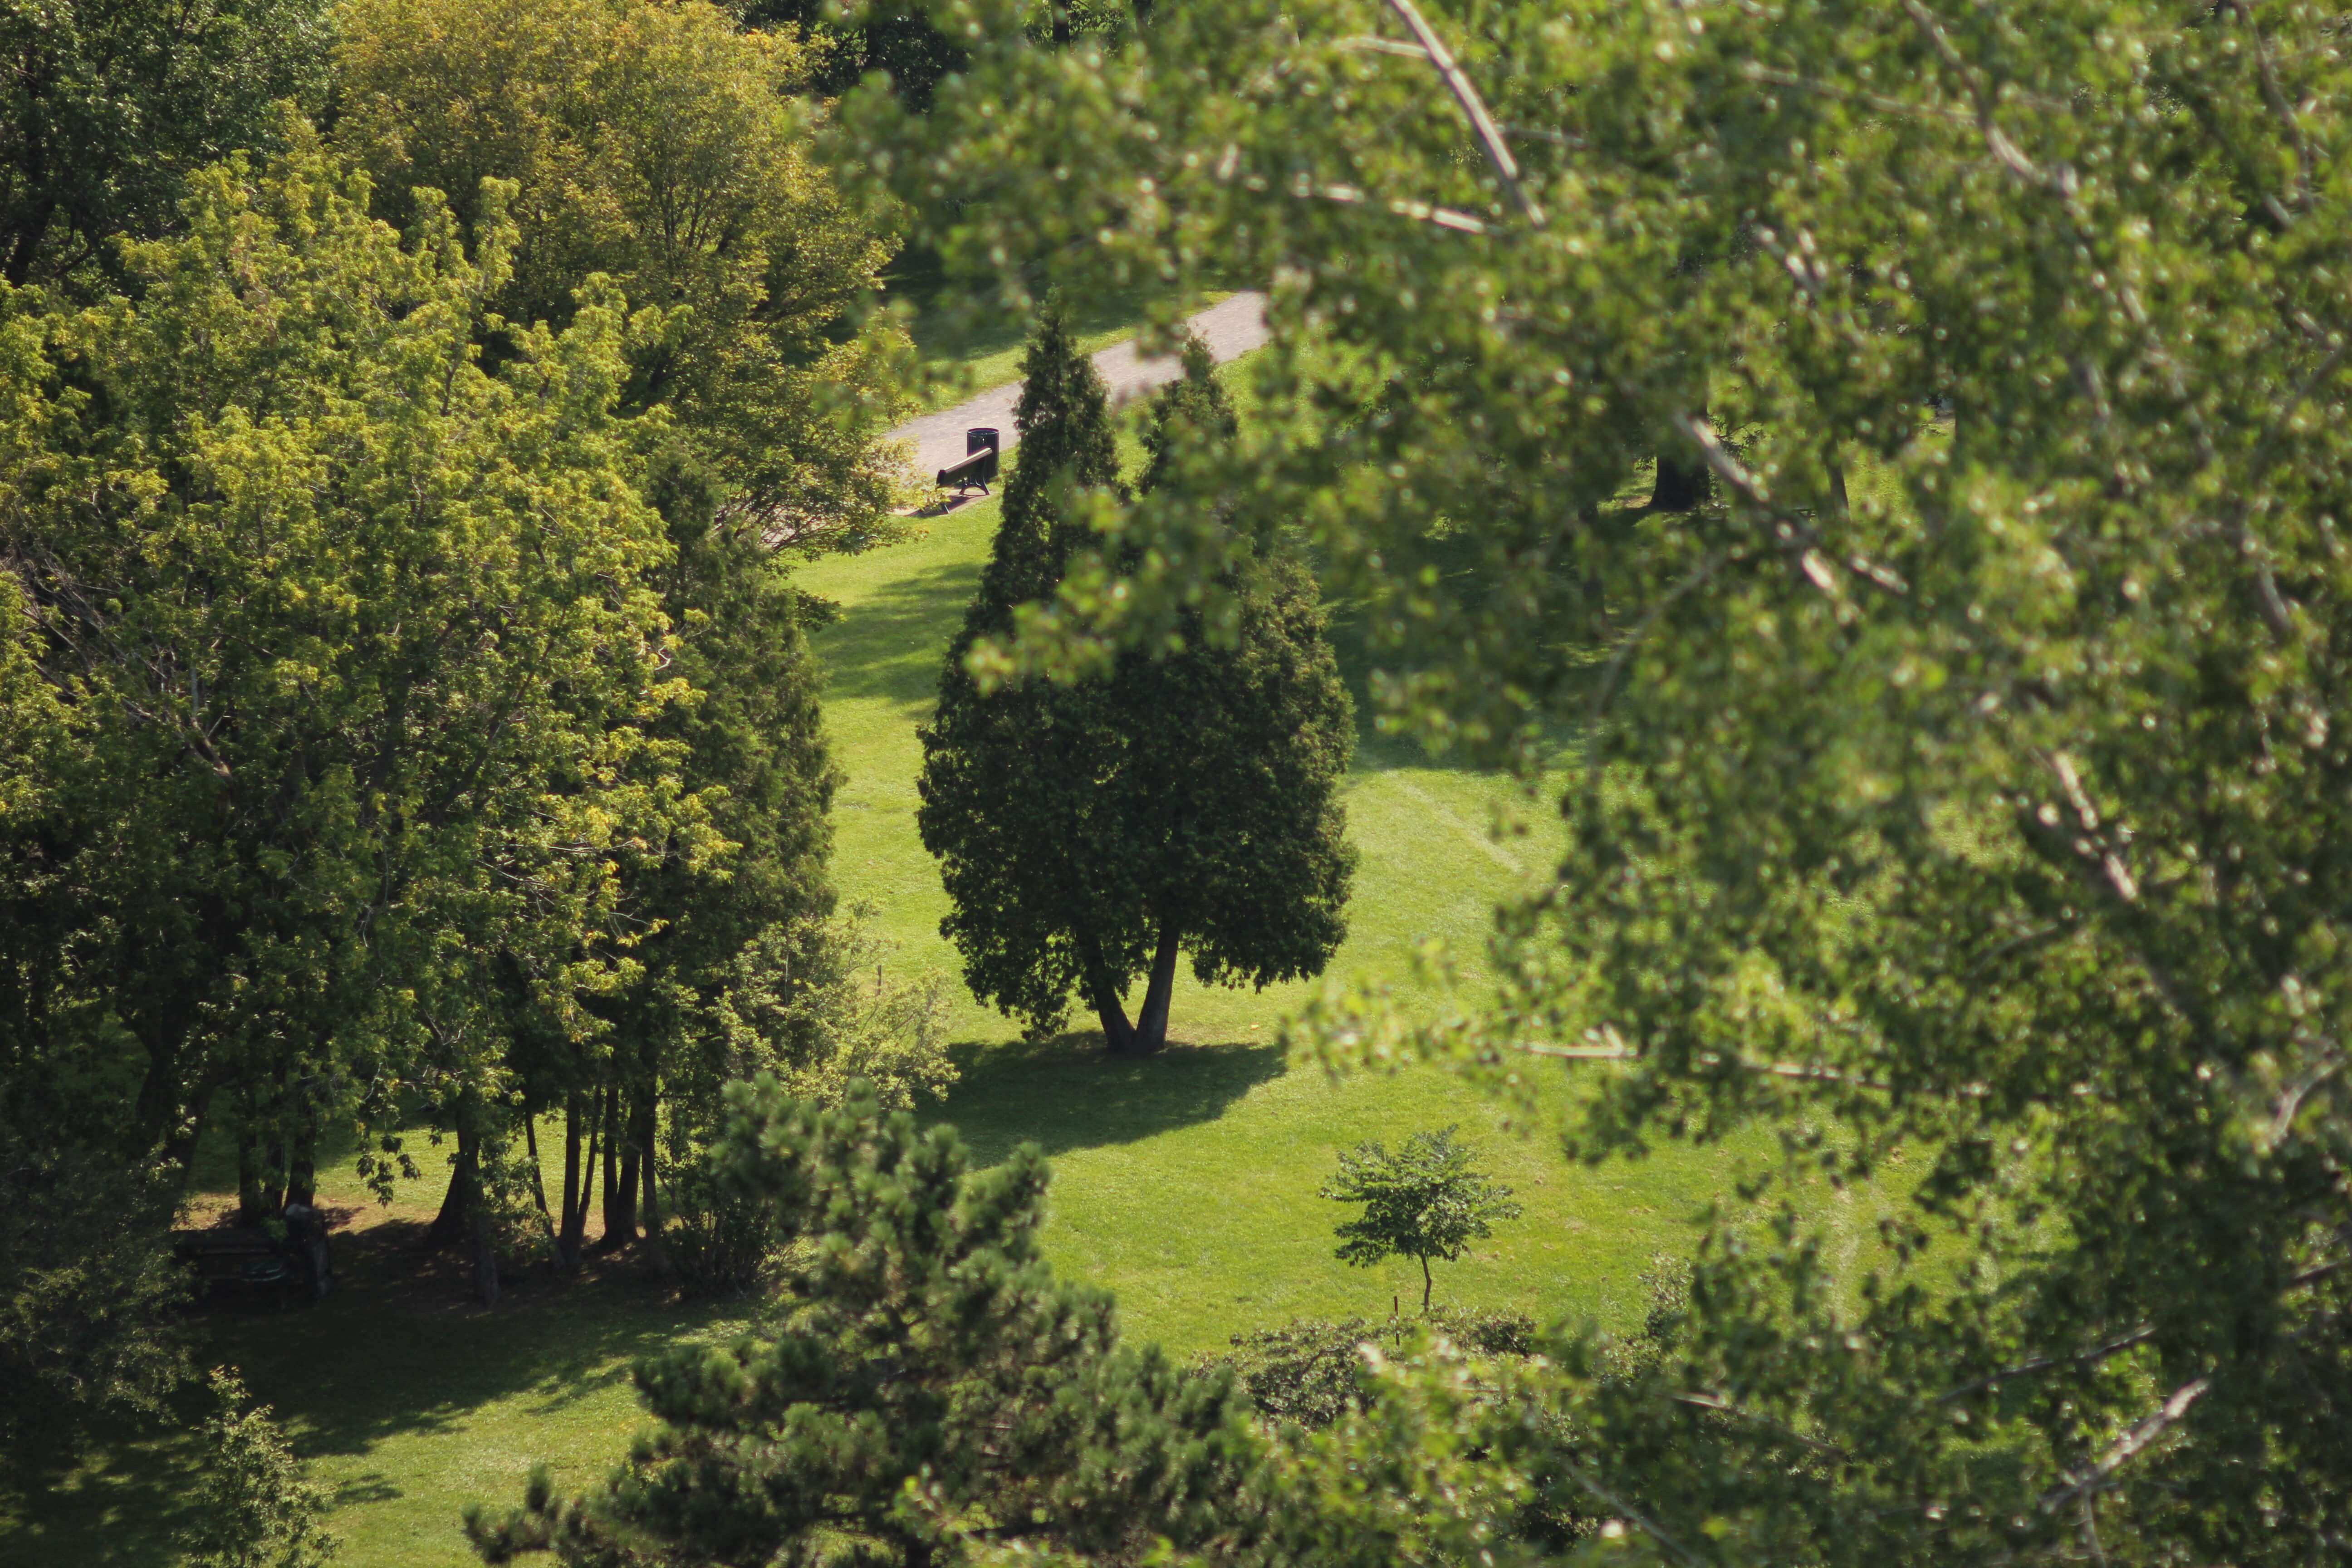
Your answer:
[1077,934,1137,1053]
[1127,922,1182,1055]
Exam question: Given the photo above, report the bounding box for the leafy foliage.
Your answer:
[336,0,910,547]
[920,315,1354,1051]
[0,137,703,1287]
[467,1078,1266,1566]
[0,1119,188,1437]
[1321,1128,1520,1311]
[853,0,2352,1558]
[0,0,332,290]
[175,1367,340,1568]
[1207,1308,1536,1429]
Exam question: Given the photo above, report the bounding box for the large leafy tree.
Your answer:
[340,0,940,1278]
[920,320,1353,1052]
[0,140,705,1312]
[336,0,909,547]
[467,1078,1263,1567]
[0,0,332,289]
[855,0,2352,1560]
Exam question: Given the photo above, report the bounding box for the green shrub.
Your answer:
[1203,1308,1538,1429]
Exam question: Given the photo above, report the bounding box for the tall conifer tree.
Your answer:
[919,322,1353,1053]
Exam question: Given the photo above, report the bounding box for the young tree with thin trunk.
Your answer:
[1320,1127,1520,1313]
[918,322,1353,1053]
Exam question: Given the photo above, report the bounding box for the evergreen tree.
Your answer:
[919,322,1353,1053]
[466,1078,1263,1567]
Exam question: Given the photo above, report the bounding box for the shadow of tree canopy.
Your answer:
[808,550,990,711]
[0,1223,751,1567]
[930,1034,1289,1168]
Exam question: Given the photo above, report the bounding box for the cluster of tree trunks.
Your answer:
[424,1083,671,1305]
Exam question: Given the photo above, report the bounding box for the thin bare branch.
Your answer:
[1937,1325,2156,1405]
[1308,180,1488,234]
[1381,0,1545,225]
[2038,1377,2210,1511]
[1514,1039,1899,1094]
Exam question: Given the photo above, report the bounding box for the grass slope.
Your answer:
[0,366,1875,1568]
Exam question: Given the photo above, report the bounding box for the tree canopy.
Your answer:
[0,0,332,289]
[467,1077,1263,1567]
[853,0,2352,1559]
[337,0,911,546]
[1322,1127,1521,1313]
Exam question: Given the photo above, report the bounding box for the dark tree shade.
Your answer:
[731,0,967,107]
[918,319,1354,1052]
[0,0,332,289]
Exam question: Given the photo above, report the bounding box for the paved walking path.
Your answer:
[889,291,1269,489]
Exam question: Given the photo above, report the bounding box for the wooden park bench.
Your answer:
[936,427,1000,495]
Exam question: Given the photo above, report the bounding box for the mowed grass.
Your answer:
[0,362,1891,1568]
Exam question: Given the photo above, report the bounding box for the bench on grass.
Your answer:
[936,427,1001,495]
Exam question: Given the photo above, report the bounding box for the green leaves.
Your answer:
[0,134,696,1171]
[919,315,1354,1050]
[851,0,2352,1558]
[1321,1127,1520,1310]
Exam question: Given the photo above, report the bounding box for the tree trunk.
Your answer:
[558,1093,588,1267]
[426,1128,479,1251]
[636,1089,674,1279]
[1076,934,1136,1053]
[285,1088,317,1211]
[523,1108,556,1254]
[1828,454,1852,524]
[259,1064,288,1217]
[1127,921,1181,1055]
[236,1109,265,1226]
[454,1122,499,1306]
[605,1081,639,1246]
[1419,1254,1434,1313]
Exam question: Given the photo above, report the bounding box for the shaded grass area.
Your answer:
[0,358,1910,1568]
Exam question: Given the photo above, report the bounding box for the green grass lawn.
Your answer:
[0,366,1897,1568]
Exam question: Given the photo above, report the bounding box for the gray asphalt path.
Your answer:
[891,291,1268,487]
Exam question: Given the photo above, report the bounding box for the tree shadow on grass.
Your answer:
[811,551,990,710]
[931,1033,1289,1169]
[2,1223,750,1567]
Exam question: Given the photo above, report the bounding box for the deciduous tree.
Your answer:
[0,0,331,289]
[336,0,910,547]
[855,0,2352,1559]
[1321,1127,1519,1312]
